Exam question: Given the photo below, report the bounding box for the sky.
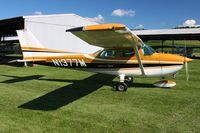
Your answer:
[0,0,199,29]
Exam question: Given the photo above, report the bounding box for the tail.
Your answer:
[17,29,67,62]
[17,29,46,61]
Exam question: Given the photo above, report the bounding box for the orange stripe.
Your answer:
[141,53,184,63]
[21,47,48,51]
[21,46,68,53]
[23,55,87,61]
[84,23,126,31]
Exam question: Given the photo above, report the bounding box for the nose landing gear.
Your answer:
[116,75,134,92]
[116,82,128,92]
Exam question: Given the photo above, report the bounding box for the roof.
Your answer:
[0,17,24,36]
[23,13,77,19]
[133,28,200,41]
[0,13,95,38]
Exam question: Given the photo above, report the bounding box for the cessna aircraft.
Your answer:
[16,23,193,91]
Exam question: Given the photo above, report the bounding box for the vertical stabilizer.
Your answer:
[17,29,46,60]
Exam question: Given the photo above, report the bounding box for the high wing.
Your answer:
[66,23,142,48]
[66,23,145,75]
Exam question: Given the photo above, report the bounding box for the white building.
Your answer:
[0,13,101,54]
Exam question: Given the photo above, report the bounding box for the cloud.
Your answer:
[85,14,105,23]
[33,11,43,15]
[177,19,200,28]
[183,19,197,27]
[134,24,144,30]
[111,9,135,17]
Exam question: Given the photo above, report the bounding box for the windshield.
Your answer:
[141,43,156,56]
[93,49,103,56]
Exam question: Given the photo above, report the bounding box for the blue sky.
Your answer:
[0,0,199,29]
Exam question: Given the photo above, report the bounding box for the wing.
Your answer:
[66,23,142,48]
[66,23,145,75]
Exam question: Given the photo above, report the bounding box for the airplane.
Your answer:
[16,23,193,91]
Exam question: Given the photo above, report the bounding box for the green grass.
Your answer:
[0,60,200,133]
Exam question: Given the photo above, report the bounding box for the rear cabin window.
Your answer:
[99,48,137,58]
[119,49,134,57]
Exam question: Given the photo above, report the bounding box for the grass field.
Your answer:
[0,60,200,133]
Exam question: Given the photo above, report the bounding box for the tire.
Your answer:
[116,83,128,92]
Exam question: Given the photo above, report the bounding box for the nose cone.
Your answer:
[184,57,193,63]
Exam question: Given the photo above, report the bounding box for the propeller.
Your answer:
[184,40,190,81]
[185,57,189,81]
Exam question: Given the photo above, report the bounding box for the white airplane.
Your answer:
[16,23,193,91]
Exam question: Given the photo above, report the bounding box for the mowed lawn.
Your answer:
[0,60,200,133]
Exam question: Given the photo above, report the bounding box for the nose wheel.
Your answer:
[116,75,133,92]
[116,82,128,92]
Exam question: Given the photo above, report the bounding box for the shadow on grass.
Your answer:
[129,82,155,88]
[1,73,155,111]
[18,74,116,111]
[1,75,44,83]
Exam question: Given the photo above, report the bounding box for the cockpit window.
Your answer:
[141,43,156,56]
[99,49,116,58]
[119,49,134,57]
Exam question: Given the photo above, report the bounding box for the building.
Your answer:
[0,13,101,55]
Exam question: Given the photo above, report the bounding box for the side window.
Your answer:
[119,49,134,58]
[100,49,116,58]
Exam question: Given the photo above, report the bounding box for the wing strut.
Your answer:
[132,38,145,75]
[133,42,145,75]
[126,28,145,76]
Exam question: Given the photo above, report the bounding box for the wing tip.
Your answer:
[66,27,83,32]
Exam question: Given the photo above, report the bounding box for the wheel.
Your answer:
[116,82,128,92]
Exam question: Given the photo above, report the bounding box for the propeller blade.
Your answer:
[184,40,189,81]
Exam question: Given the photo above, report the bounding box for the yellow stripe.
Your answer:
[84,23,126,31]
[21,46,68,53]
[21,47,48,51]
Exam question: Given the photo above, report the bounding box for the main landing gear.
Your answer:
[116,75,134,92]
